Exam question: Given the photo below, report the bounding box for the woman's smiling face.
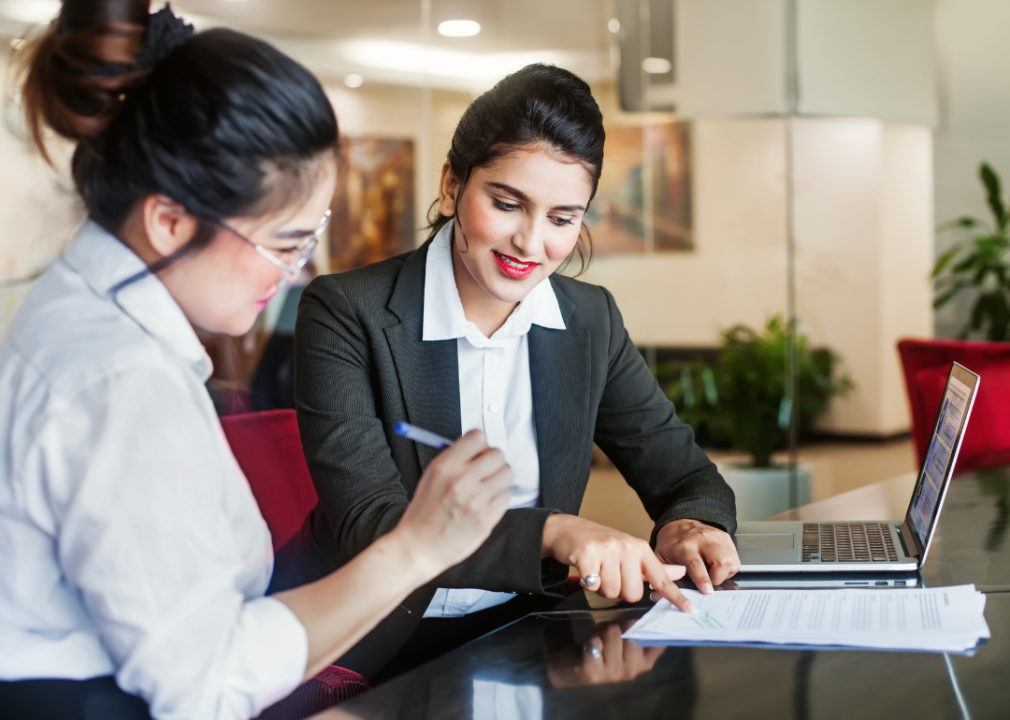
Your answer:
[439,145,595,313]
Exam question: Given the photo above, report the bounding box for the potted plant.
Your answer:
[656,316,853,519]
[932,162,1010,341]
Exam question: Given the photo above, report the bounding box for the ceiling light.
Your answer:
[641,57,672,74]
[336,39,605,89]
[438,20,481,38]
[343,73,364,88]
[608,18,620,34]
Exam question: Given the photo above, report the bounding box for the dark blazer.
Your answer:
[291,240,736,606]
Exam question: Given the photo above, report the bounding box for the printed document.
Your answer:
[624,585,989,653]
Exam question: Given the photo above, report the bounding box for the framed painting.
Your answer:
[585,121,693,253]
[330,137,416,271]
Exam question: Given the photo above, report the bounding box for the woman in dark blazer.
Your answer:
[282,64,740,681]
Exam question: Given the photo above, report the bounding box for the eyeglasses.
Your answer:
[218,210,331,284]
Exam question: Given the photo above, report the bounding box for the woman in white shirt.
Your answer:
[0,3,512,719]
[286,64,741,683]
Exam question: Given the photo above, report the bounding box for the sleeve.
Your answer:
[294,278,556,595]
[591,287,738,542]
[36,367,308,720]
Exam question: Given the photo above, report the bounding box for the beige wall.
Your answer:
[0,48,80,342]
[579,117,790,344]
[933,0,1010,338]
[794,120,934,434]
[580,102,934,435]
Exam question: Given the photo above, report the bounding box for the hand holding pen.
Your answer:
[395,422,453,450]
[394,424,513,577]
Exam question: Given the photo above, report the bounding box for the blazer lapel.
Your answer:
[530,279,591,512]
[384,242,462,474]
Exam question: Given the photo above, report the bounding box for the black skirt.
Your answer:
[0,676,151,720]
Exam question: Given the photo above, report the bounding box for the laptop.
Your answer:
[736,362,979,573]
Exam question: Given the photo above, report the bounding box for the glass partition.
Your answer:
[0,0,941,523]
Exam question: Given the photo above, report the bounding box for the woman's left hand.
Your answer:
[654,519,741,595]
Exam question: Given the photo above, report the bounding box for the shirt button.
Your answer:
[489,404,498,414]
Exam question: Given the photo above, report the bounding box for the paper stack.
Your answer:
[623,584,990,653]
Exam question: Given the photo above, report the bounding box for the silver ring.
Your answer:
[584,643,602,660]
[580,573,600,589]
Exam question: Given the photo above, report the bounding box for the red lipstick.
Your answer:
[493,251,538,279]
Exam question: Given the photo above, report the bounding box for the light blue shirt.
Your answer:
[0,222,307,719]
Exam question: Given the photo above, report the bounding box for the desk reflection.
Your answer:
[315,612,696,720]
[546,619,665,688]
[978,469,1010,552]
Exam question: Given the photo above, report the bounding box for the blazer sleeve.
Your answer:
[591,287,738,543]
[294,278,559,595]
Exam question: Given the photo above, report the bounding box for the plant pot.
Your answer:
[717,461,813,521]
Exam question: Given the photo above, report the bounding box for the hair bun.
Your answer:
[18,1,196,161]
[136,5,194,69]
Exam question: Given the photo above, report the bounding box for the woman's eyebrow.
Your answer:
[274,228,315,239]
[487,182,586,212]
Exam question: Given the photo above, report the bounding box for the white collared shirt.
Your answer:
[0,222,307,719]
[421,222,566,618]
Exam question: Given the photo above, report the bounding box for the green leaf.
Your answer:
[990,292,1010,341]
[937,216,981,233]
[953,255,982,274]
[970,295,987,331]
[933,286,963,309]
[980,163,1008,231]
[931,246,961,278]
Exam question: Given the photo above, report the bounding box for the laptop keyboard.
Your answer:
[801,522,899,563]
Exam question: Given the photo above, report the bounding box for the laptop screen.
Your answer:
[906,364,978,551]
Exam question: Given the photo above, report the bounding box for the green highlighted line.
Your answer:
[692,616,724,629]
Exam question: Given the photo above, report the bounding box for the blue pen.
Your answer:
[395,422,453,450]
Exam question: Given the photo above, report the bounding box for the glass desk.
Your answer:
[312,468,1010,719]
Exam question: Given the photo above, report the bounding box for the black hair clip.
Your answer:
[137,4,194,69]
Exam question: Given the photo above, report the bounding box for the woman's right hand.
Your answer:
[274,430,510,680]
[547,620,666,688]
[542,514,696,614]
[396,430,513,579]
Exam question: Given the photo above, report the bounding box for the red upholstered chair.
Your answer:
[220,410,371,715]
[897,339,1010,475]
[220,409,319,551]
[257,666,371,720]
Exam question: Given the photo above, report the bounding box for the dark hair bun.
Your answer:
[18,0,338,252]
[136,5,193,69]
[21,0,151,155]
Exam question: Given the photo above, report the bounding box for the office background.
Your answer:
[1,0,1006,529]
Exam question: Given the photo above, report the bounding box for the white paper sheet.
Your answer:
[623,584,990,653]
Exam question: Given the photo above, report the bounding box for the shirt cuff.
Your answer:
[233,596,309,717]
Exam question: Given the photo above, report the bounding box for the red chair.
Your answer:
[897,339,1010,475]
[257,666,371,720]
[220,409,319,551]
[220,410,370,716]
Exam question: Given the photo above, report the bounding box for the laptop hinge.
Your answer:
[896,523,920,562]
